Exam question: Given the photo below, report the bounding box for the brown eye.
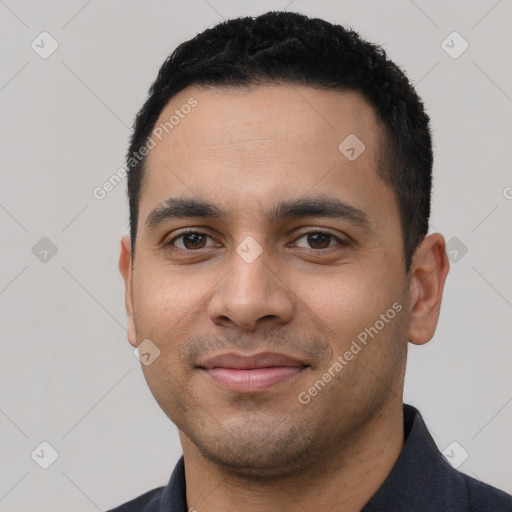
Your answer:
[293,231,346,250]
[182,233,207,249]
[306,233,332,249]
[169,232,215,250]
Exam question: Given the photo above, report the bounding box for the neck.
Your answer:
[181,398,404,512]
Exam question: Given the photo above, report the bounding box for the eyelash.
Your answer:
[166,229,349,251]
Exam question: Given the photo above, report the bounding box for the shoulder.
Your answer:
[461,473,512,512]
[105,486,165,512]
[106,456,187,511]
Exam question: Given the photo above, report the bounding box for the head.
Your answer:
[119,11,449,479]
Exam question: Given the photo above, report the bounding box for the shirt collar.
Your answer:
[362,403,467,511]
[158,404,467,511]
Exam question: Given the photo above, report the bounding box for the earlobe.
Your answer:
[119,235,138,347]
[407,233,450,345]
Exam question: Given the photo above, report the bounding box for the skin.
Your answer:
[119,84,449,512]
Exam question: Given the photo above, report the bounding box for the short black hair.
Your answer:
[126,10,432,272]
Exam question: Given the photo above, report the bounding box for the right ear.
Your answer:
[119,235,137,347]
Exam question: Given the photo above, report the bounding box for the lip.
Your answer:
[197,352,309,393]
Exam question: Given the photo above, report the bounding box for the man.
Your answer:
[111,11,511,512]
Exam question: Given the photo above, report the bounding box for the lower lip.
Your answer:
[201,366,305,393]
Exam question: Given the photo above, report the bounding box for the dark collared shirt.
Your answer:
[107,404,511,511]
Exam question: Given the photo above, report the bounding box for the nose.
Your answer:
[206,245,296,332]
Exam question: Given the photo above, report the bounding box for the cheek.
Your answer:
[133,272,202,416]
[133,266,200,329]
[300,267,400,349]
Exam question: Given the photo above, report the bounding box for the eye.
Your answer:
[292,230,347,250]
[165,229,348,252]
[168,231,217,250]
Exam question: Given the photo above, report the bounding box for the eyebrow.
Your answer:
[145,196,374,233]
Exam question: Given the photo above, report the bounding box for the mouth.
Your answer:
[197,352,310,393]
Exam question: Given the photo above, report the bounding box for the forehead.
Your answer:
[148,84,381,159]
[139,84,397,233]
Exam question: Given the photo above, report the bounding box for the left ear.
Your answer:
[407,233,450,345]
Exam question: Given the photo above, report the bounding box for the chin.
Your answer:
[187,415,321,480]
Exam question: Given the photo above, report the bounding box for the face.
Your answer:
[121,84,415,478]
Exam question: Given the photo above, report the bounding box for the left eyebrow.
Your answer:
[144,196,375,234]
[266,196,373,230]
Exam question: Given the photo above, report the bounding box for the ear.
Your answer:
[407,233,450,345]
[119,235,137,347]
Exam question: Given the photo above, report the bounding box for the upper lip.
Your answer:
[198,351,308,370]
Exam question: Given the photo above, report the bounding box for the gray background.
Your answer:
[1,0,511,510]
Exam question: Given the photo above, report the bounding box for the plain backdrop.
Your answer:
[1,1,511,510]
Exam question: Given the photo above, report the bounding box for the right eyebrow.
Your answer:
[145,198,226,232]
